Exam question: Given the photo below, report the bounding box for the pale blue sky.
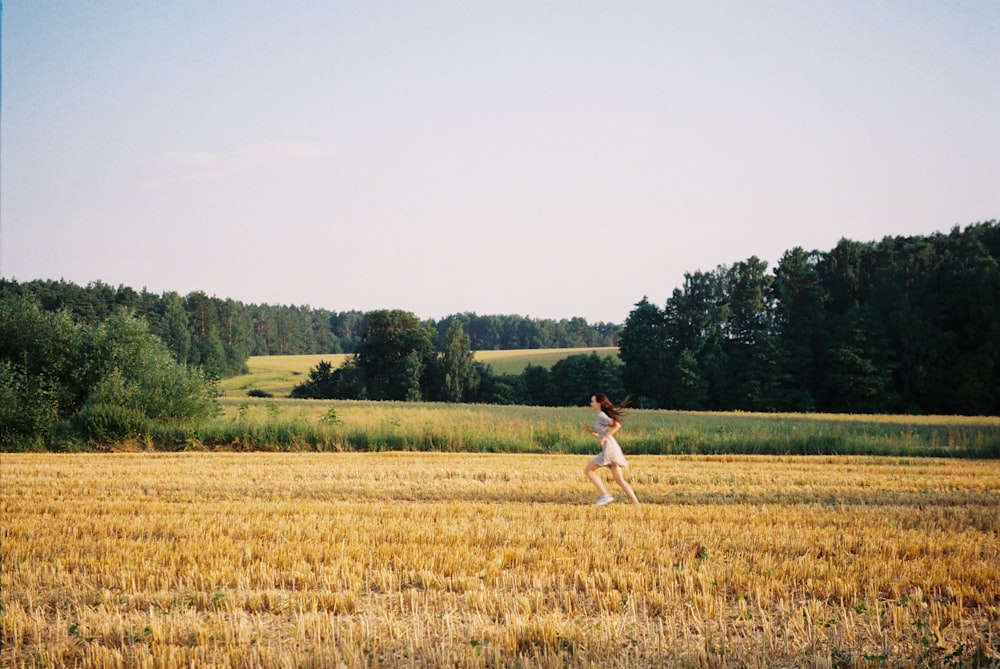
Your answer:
[2,1,998,323]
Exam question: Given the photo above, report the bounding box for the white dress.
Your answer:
[589,411,628,467]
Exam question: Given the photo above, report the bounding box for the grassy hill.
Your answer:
[219,347,618,398]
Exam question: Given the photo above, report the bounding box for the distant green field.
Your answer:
[219,347,618,397]
[475,347,618,375]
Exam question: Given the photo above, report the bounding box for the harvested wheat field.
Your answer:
[2,452,998,667]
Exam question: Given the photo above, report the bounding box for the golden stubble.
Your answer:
[2,452,998,667]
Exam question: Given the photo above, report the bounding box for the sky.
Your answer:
[2,1,998,324]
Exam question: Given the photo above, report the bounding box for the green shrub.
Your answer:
[74,404,151,445]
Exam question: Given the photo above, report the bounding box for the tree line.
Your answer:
[619,222,999,415]
[3,220,996,451]
[290,222,999,416]
[0,279,621,378]
[289,312,624,406]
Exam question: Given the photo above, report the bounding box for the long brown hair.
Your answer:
[594,393,629,422]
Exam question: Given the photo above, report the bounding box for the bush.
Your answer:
[74,404,151,445]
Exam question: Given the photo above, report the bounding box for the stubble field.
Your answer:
[2,452,998,667]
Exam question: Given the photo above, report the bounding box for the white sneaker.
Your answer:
[595,494,614,506]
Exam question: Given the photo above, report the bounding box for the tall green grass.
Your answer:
[146,399,1000,458]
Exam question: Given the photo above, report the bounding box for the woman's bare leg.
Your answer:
[609,464,639,504]
[584,461,609,496]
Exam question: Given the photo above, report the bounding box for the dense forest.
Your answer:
[0,279,620,377]
[289,221,1000,415]
[619,222,999,415]
[284,221,1000,416]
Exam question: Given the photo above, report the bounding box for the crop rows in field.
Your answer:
[2,453,998,667]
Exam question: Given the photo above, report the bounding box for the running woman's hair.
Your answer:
[593,393,630,422]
